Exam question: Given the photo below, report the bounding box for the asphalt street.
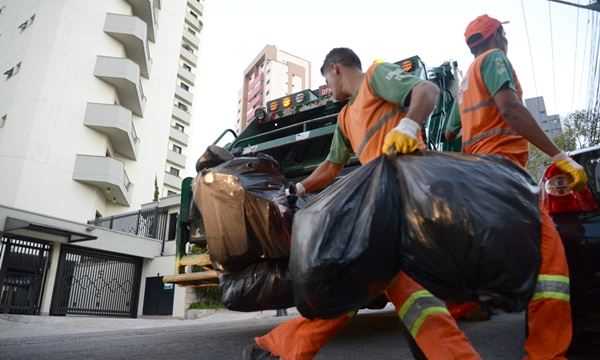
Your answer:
[0,311,597,360]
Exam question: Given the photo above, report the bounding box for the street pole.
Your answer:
[548,0,600,12]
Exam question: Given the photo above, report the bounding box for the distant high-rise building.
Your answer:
[237,45,311,131]
[525,96,563,139]
[0,0,205,222]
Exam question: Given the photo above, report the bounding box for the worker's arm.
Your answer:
[367,62,440,154]
[484,50,587,189]
[380,82,439,154]
[494,89,560,156]
[291,125,352,195]
[300,161,344,193]
[445,102,462,142]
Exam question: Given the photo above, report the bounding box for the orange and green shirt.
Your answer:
[449,49,528,166]
[326,62,426,165]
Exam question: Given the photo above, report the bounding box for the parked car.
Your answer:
[541,144,600,353]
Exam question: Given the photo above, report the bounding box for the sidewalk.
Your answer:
[0,308,302,340]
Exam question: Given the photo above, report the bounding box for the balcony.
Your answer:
[180,46,197,66]
[73,155,132,206]
[169,127,189,145]
[84,103,138,160]
[185,11,202,32]
[167,150,187,167]
[172,105,191,125]
[187,0,203,14]
[183,29,199,49]
[177,66,195,85]
[163,172,182,190]
[104,13,151,78]
[94,56,146,116]
[175,86,193,105]
[126,0,156,42]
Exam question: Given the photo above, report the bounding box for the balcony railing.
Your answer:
[90,206,168,240]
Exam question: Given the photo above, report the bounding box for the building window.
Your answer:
[183,63,192,71]
[173,123,185,132]
[180,82,190,91]
[0,6,6,15]
[190,11,198,18]
[182,44,193,52]
[177,102,188,111]
[172,144,182,154]
[167,213,178,240]
[188,28,196,35]
[169,167,180,177]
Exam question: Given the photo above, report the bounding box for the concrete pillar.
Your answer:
[40,242,61,315]
[173,285,187,319]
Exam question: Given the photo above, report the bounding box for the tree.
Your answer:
[526,109,597,180]
[563,109,600,149]
[153,176,159,202]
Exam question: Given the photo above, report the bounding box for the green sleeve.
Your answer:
[369,63,424,106]
[445,101,461,135]
[325,125,354,165]
[481,50,516,96]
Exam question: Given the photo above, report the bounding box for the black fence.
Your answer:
[90,207,169,240]
[0,235,52,315]
[50,245,142,318]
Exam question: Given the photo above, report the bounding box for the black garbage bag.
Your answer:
[391,152,540,310]
[290,157,403,318]
[195,145,234,172]
[220,260,294,311]
[291,153,540,319]
[195,153,306,271]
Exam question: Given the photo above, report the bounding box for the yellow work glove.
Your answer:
[382,118,420,155]
[552,152,588,191]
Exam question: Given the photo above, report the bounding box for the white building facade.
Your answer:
[0,0,206,319]
[525,96,563,139]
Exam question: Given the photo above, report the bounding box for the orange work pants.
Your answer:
[523,204,572,360]
[255,272,480,360]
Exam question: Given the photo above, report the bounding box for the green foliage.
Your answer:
[563,110,600,150]
[527,109,597,180]
[153,176,159,202]
[188,286,223,309]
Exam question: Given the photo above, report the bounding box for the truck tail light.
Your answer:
[541,163,599,215]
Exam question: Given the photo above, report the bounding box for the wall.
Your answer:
[0,0,191,224]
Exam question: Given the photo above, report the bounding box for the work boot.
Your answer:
[242,343,278,360]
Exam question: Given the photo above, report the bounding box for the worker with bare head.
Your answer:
[244,47,482,360]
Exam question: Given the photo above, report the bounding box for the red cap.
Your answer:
[464,15,507,48]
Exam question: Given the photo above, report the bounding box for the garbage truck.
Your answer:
[162,55,461,288]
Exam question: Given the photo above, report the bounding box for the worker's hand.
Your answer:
[382,118,420,155]
[285,182,306,197]
[552,152,588,191]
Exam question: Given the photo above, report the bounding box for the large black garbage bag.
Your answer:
[391,152,540,310]
[291,153,540,319]
[290,157,403,319]
[220,260,294,311]
[195,153,305,271]
[195,145,234,172]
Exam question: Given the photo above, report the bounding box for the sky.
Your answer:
[186,0,594,176]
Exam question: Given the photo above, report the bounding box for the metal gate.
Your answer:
[0,235,52,314]
[50,245,142,317]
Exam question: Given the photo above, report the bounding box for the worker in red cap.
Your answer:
[421,14,586,359]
